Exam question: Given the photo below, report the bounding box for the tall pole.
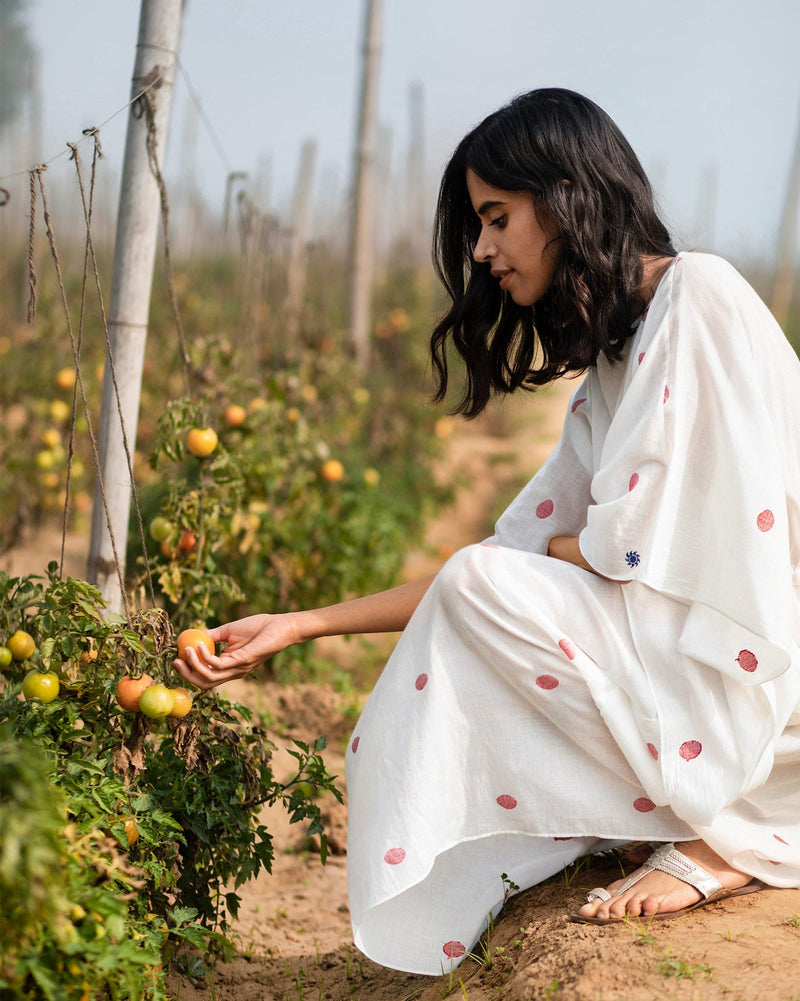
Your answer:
[771,104,800,330]
[347,0,383,373]
[87,0,183,613]
[407,81,426,263]
[284,139,317,337]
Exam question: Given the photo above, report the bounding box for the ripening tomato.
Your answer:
[320,459,344,482]
[22,670,60,703]
[224,404,247,428]
[168,687,193,718]
[0,646,12,668]
[177,628,215,663]
[185,427,218,458]
[138,684,175,719]
[8,630,36,661]
[116,674,154,712]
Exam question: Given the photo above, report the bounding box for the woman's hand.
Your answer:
[172,612,302,691]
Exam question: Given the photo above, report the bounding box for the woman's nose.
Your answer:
[473,228,495,262]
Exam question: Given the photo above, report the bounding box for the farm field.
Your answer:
[6,384,800,1001]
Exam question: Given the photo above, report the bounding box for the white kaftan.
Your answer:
[345,253,800,975]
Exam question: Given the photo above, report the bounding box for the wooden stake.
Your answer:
[87,0,183,613]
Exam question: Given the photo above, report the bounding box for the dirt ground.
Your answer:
[5,381,800,1001]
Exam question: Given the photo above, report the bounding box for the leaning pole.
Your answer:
[87,0,183,613]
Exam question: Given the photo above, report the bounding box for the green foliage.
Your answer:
[0,566,341,998]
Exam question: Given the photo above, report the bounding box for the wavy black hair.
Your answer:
[430,88,675,416]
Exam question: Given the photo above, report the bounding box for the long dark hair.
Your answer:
[430,88,675,417]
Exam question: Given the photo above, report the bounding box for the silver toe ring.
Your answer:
[586,887,612,903]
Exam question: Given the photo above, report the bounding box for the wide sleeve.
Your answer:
[579,254,798,686]
[486,380,596,554]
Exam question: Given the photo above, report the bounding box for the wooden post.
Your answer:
[771,104,800,330]
[284,139,317,336]
[87,0,183,613]
[347,0,383,372]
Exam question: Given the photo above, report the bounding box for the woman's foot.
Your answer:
[577,840,752,922]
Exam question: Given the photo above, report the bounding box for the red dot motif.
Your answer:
[638,352,646,365]
[571,397,587,413]
[634,797,656,813]
[756,510,774,532]
[663,386,670,404]
[736,650,758,673]
[443,941,466,958]
[496,794,518,810]
[384,847,406,865]
[536,499,554,519]
[774,834,789,845]
[351,736,360,753]
[558,638,576,660]
[647,743,659,760]
[629,473,640,491]
[679,740,702,761]
[415,673,428,691]
[536,674,559,690]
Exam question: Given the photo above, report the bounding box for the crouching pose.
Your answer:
[176,88,800,975]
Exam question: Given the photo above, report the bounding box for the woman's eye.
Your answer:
[489,215,506,229]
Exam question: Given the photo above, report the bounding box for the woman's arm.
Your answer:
[173,573,437,691]
[547,535,596,572]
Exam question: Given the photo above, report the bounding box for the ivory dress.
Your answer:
[345,253,800,975]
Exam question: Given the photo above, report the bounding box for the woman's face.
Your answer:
[466,168,561,307]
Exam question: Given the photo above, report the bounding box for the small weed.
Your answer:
[656,947,712,981]
[784,911,800,928]
[561,853,592,887]
[723,925,754,941]
[625,916,657,946]
[501,871,520,904]
[543,978,560,999]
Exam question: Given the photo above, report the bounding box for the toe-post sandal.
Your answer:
[570,842,764,925]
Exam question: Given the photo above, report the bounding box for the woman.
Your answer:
[175,89,800,974]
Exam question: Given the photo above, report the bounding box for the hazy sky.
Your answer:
[14,0,800,263]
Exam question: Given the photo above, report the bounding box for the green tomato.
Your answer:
[22,671,60,703]
[0,646,12,668]
[138,684,175,719]
[149,516,173,542]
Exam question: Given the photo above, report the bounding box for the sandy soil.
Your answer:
[5,381,800,1001]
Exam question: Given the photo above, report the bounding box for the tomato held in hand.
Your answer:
[22,670,60,703]
[177,628,215,663]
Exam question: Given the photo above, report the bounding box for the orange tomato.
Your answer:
[177,628,215,663]
[185,427,218,458]
[224,404,247,428]
[320,459,344,482]
[115,674,154,712]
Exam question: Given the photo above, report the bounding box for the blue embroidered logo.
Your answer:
[625,551,641,568]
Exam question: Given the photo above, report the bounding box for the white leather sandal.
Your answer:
[570,842,763,925]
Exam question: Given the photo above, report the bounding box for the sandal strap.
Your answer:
[645,842,723,899]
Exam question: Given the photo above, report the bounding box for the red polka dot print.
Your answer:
[480,542,499,549]
[351,736,360,753]
[647,743,659,760]
[634,797,656,813]
[415,673,428,690]
[774,834,789,845]
[679,740,702,761]
[536,674,559,690]
[384,847,406,865]
[496,794,518,810]
[629,473,640,491]
[638,352,646,365]
[736,650,758,673]
[571,397,587,413]
[558,638,576,660]
[443,941,466,958]
[757,510,774,532]
[663,385,670,404]
[554,836,573,841]
[536,499,554,519]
